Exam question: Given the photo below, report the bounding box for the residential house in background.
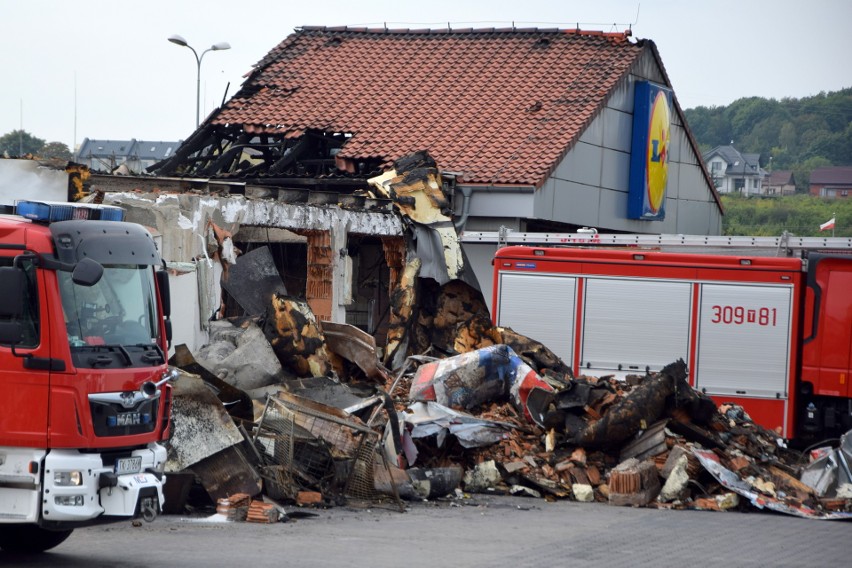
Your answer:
[763,170,796,196]
[76,138,181,174]
[809,166,852,199]
[703,145,766,195]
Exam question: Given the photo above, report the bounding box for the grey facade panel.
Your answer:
[666,160,682,200]
[552,140,603,188]
[462,216,523,232]
[598,187,672,233]
[578,113,604,147]
[601,107,633,154]
[601,148,631,192]
[668,120,691,166]
[552,179,601,227]
[675,198,717,235]
[533,178,556,220]
[631,51,667,84]
[461,242,500,302]
[467,189,535,218]
[676,163,713,201]
[605,78,632,111]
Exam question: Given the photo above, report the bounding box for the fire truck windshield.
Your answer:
[60,264,159,349]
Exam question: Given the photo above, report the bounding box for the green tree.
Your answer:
[728,97,777,143]
[684,88,852,171]
[778,122,796,152]
[40,141,72,161]
[0,130,45,156]
[793,156,831,193]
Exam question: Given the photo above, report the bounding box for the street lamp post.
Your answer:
[168,34,231,127]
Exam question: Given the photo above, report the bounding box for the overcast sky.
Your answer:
[2,0,849,150]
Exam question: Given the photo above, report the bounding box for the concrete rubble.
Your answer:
[159,150,851,522]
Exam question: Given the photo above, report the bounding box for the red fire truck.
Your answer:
[0,200,174,552]
[466,230,852,444]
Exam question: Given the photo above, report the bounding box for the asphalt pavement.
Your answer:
[2,495,848,568]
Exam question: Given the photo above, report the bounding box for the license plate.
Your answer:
[116,457,142,474]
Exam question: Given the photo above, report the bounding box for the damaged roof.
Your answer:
[163,27,651,188]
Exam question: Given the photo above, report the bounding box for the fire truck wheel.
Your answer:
[0,525,73,553]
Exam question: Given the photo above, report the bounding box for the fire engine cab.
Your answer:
[0,200,174,553]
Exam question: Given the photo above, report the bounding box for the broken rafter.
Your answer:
[148,124,218,175]
[199,133,252,177]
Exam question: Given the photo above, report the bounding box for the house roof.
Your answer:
[810,166,852,185]
[765,170,794,186]
[134,141,181,161]
[77,138,182,160]
[212,26,645,188]
[703,145,762,176]
[77,139,135,158]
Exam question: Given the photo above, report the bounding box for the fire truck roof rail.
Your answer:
[459,229,852,252]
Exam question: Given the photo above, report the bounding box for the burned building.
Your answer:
[86,26,722,352]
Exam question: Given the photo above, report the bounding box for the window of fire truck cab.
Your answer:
[0,257,39,348]
[59,264,159,347]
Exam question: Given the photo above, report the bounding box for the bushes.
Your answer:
[721,194,851,237]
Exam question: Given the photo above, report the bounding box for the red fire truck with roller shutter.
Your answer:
[0,200,175,553]
[466,230,852,444]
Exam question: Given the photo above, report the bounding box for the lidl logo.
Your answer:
[646,91,670,213]
[628,82,673,220]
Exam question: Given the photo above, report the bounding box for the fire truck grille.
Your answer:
[89,398,159,437]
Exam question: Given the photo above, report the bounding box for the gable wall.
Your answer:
[535,49,721,235]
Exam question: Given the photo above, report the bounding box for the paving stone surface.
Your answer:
[2,495,848,567]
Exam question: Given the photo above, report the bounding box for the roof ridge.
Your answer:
[298,25,631,40]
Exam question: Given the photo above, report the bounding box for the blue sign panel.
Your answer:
[628,81,673,221]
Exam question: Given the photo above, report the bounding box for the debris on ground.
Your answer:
[166,316,852,521]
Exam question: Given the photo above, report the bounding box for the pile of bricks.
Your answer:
[246,501,279,523]
[216,493,250,521]
[407,365,851,518]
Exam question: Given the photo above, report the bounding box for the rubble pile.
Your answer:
[165,312,851,521]
[162,150,850,521]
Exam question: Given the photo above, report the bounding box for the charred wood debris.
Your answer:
[164,151,852,522]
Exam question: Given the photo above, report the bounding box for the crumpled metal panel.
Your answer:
[192,445,263,502]
[221,245,288,316]
[321,320,385,381]
[164,373,244,472]
[402,401,514,452]
[694,449,852,520]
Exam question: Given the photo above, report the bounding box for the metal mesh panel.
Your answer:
[253,394,400,506]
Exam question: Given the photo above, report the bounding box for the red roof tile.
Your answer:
[214,27,644,187]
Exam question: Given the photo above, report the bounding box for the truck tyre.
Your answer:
[0,525,73,553]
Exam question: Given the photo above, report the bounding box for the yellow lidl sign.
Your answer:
[628,82,672,220]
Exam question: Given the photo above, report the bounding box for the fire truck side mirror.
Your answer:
[156,270,171,318]
[71,258,104,287]
[0,267,25,345]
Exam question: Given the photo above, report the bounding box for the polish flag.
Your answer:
[819,217,836,231]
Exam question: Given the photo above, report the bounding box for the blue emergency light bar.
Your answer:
[16,200,125,223]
